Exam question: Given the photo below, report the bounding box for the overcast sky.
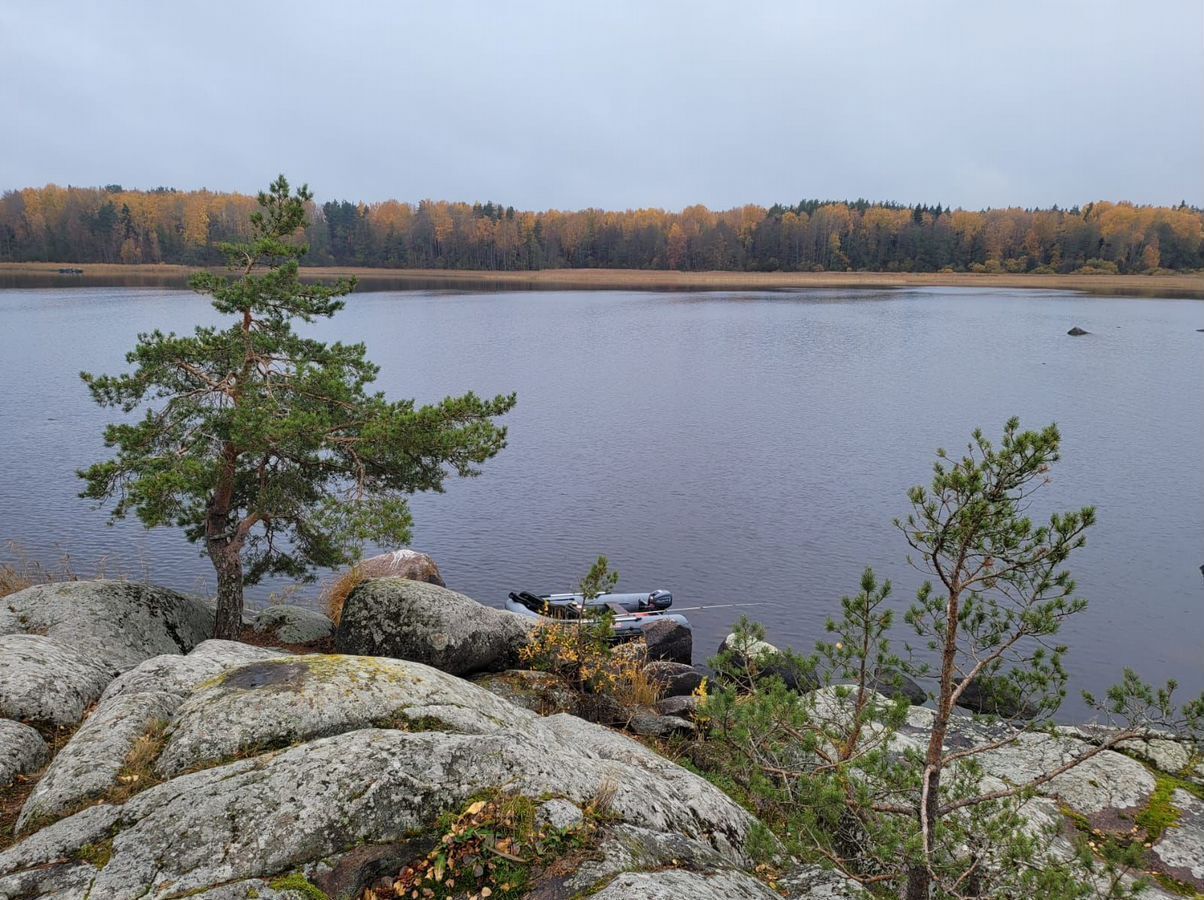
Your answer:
[2,0,1201,210]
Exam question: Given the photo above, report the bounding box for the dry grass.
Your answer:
[0,541,143,600]
[106,720,168,804]
[586,775,619,819]
[307,265,1204,297]
[609,641,664,709]
[3,262,1201,297]
[0,543,84,599]
[320,565,367,626]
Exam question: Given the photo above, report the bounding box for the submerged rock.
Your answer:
[249,604,333,645]
[355,548,445,586]
[333,577,531,675]
[1067,326,1090,336]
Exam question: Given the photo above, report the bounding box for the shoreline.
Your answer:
[2,261,1203,298]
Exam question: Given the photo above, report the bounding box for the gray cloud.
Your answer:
[1,0,1200,209]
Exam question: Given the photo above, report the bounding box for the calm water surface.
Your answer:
[1,286,1200,715]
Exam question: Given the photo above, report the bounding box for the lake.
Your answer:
[0,285,1200,715]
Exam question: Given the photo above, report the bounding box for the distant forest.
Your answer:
[2,185,1201,274]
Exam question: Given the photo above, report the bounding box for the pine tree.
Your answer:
[79,176,516,638]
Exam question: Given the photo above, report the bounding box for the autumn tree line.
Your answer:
[2,184,1201,274]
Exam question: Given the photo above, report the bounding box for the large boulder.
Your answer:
[17,642,288,833]
[644,661,705,697]
[153,654,527,777]
[101,640,286,702]
[333,578,531,675]
[0,580,215,675]
[716,630,818,693]
[953,676,1037,719]
[249,605,334,645]
[0,719,49,787]
[642,617,692,664]
[868,668,926,706]
[473,669,580,715]
[354,548,445,586]
[0,634,113,726]
[0,653,765,900]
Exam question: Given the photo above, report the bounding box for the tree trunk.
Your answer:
[906,585,962,900]
[205,453,243,640]
[905,767,940,899]
[210,544,244,640]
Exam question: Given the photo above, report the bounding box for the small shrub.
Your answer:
[367,791,598,899]
[1076,258,1120,275]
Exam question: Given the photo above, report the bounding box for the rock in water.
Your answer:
[869,667,926,705]
[1067,326,1090,336]
[953,676,1038,719]
[642,618,693,664]
[249,605,334,645]
[333,578,531,675]
[355,548,445,586]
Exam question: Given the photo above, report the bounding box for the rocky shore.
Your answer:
[1,576,1201,899]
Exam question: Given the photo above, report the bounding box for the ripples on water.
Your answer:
[0,286,1200,715]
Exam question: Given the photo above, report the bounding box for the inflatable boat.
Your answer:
[505,590,690,642]
[511,589,672,613]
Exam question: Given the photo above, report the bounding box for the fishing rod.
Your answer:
[665,601,767,612]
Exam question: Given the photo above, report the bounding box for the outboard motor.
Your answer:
[645,589,673,610]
